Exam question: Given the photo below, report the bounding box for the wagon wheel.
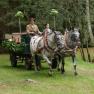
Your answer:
[25,56,32,70]
[10,52,17,67]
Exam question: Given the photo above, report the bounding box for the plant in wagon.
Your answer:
[2,40,25,53]
[2,39,26,67]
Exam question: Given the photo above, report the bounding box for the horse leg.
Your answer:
[52,58,57,69]
[57,55,61,71]
[61,56,65,74]
[32,54,38,71]
[43,55,53,76]
[72,55,78,76]
[57,61,60,71]
[35,54,41,71]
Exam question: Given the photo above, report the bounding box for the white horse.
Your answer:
[57,28,80,75]
[30,30,64,75]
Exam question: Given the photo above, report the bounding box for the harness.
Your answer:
[36,29,55,53]
[44,29,55,51]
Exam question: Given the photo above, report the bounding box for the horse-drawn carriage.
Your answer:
[2,28,80,76]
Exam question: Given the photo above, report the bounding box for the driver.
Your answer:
[26,14,41,35]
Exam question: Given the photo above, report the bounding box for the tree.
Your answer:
[15,11,24,33]
[86,0,94,44]
[50,9,59,30]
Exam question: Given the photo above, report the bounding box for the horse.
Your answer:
[56,28,80,75]
[30,30,64,76]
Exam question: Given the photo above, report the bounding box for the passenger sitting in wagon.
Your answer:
[43,23,52,33]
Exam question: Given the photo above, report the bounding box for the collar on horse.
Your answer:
[36,29,55,53]
[43,29,55,52]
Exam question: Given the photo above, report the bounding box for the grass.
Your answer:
[0,51,94,94]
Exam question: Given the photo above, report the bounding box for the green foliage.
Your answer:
[0,0,86,32]
[50,9,59,16]
[2,40,25,53]
[0,0,94,44]
[15,11,24,18]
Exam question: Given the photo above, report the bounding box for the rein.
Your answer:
[36,30,55,53]
[44,29,55,52]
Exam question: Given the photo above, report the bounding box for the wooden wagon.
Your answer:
[3,32,33,70]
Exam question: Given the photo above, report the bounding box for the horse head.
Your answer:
[64,28,80,49]
[52,31,65,53]
[70,28,80,47]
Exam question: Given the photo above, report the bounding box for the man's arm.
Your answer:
[36,25,42,35]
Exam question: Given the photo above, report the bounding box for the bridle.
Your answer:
[43,30,65,53]
[64,31,79,52]
[64,32,72,50]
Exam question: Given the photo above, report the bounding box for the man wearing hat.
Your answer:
[26,14,41,70]
[26,14,41,35]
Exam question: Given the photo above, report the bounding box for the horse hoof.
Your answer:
[61,71,65,74]
[48,73,52,76]
[61,69,65,74]
[37,67,40,71]
[57,68,60,71]
[48,71,53,76]
[74,72,78,76]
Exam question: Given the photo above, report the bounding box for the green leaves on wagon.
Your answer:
[2,40,25,53]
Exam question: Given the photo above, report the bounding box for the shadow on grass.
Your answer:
[0,64,26,71]
[0,63,49,72]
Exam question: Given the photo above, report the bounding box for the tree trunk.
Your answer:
[81,44,86,61]
[18,18,21,33]
[86,0,94,43]
[53,16,56,31]
[86,41,91,62]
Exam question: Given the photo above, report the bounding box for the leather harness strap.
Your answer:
[36,29,55,53]
[44,29,55,51]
